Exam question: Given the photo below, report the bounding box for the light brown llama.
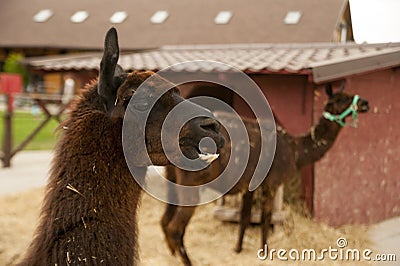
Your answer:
[18,28,225,266]
[161,85,369,266]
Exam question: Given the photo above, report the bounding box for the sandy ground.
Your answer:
[0,187,374,266]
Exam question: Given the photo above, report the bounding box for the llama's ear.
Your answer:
[98,27,119,109]
[325,83,333,98]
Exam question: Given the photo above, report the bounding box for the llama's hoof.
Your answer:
[164,239,176,255]
[234,246,242,253]
[169,246,176,255]
[179,246,192,266]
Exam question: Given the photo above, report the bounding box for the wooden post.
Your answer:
[2,94,13,168]
[273,184,284,212]
[272,184,288,225]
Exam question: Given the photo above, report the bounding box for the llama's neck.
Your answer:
[293,116,342,169]
[21,87,141,265]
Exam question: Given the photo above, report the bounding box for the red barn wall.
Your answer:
[313,68,400,226]
[233,74,314,135]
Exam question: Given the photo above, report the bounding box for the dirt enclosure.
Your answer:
[0,188,372,266]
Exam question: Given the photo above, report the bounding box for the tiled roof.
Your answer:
[25,43,400,79]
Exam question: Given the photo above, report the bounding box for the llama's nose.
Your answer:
[188,117,225,149]
[358,98,370,112]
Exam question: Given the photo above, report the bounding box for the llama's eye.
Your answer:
[341,97,349,104]
[113,74,127,88]
[171,87,180,95]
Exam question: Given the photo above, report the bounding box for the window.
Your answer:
[214,11,233,24]
[70,11,89,23]
[110,11,128,24]
[284,11,302,25]
[33,9,53,23]
[150,11,169,24]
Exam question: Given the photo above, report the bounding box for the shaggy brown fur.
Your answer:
[18,28,224,266]
[161,85,369,266]
[19,86,142,265]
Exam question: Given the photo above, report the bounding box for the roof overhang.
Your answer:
[310,47,400,83]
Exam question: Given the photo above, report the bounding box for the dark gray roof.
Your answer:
[1,0,349,50]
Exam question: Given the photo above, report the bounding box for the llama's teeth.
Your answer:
[199,153,219,163]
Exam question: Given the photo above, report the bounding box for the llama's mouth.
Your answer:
[194,145,220,163]
[359,104,369,112]
[180,138,220,163]
[198,152,220,163]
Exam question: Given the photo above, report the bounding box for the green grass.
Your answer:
[0,110,60,150]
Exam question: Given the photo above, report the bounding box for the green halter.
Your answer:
[323,95,359,127]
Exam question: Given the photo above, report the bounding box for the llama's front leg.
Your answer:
[260,190,273,249]
[234,191,254,253]
[166,206,196,266]
[161,203,178,254]
[161,166,181,254]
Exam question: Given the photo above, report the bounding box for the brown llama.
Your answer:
[161,85,369,265]
[18,28,225,266]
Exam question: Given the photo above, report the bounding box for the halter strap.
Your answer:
[323,95,359,127]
